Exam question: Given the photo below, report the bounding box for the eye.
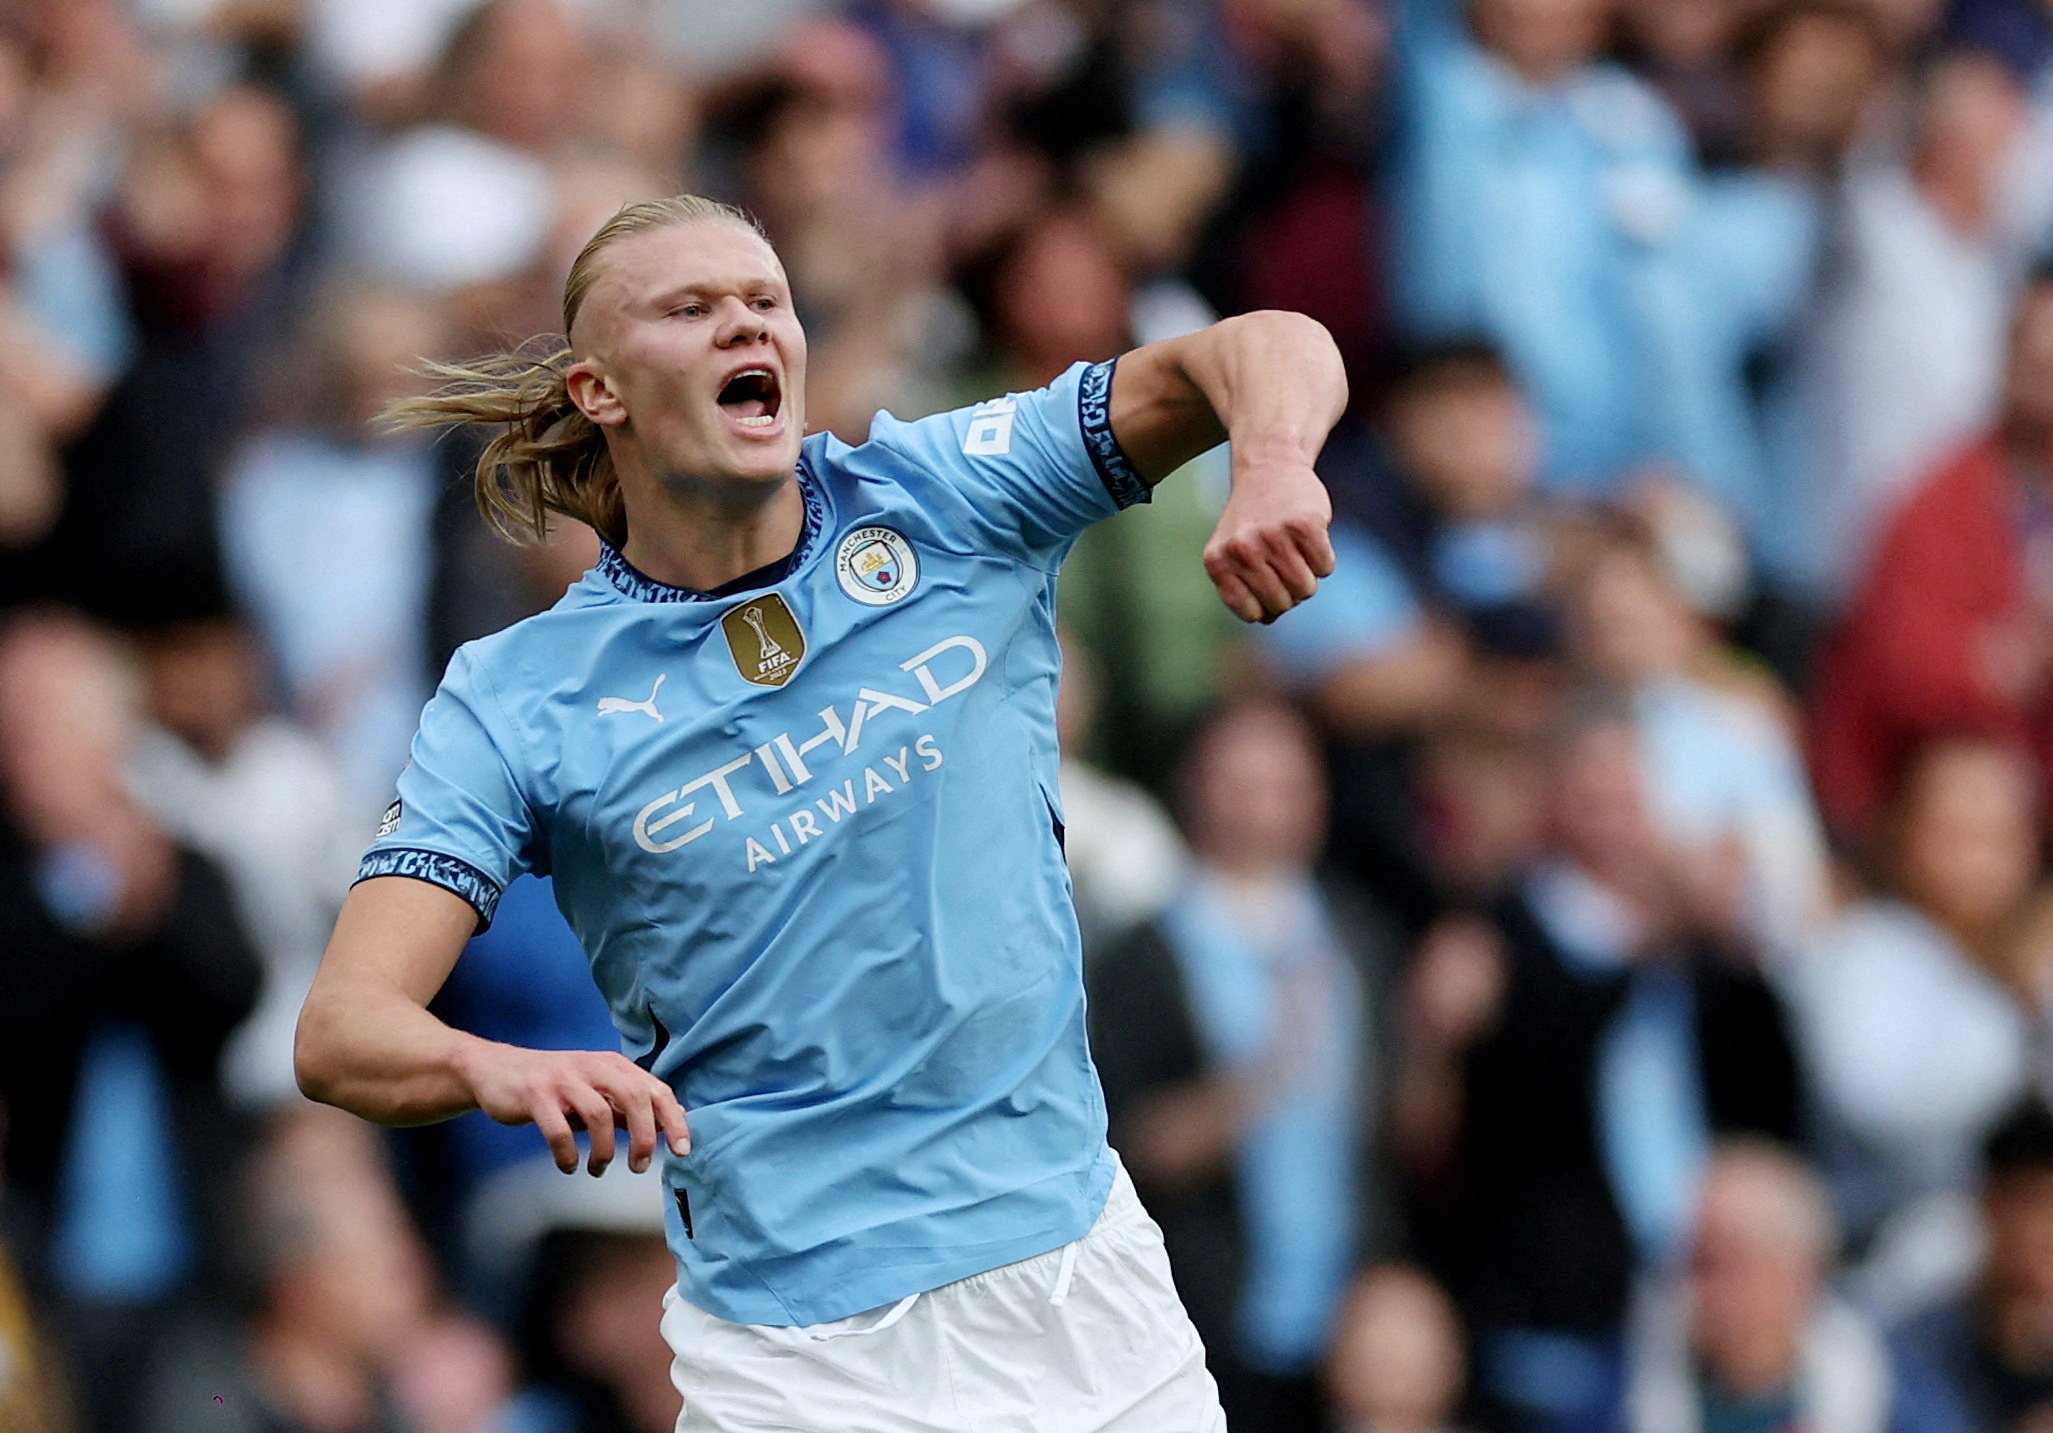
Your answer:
[751,296,777,312]
[672,301,706,319]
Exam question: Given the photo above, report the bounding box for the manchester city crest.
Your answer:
[835,526,919,607]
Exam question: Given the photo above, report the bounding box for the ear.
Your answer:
[567,358,628,427]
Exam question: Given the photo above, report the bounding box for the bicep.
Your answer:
[1107,333,1226,485]
[312,876,482,1007]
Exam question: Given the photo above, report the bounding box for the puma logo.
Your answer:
[598,674,666,722]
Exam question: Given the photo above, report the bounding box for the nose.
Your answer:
[714,297,769,349]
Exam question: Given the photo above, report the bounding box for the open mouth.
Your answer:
[716,366,783,431]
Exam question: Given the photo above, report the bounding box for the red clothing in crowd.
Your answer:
[1811,437,2053,836]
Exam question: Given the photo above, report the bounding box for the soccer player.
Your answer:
[294,194,1343,1431]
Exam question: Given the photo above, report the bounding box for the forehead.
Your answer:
[588,221,785,312]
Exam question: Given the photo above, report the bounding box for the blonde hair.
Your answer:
[384,194,767,548]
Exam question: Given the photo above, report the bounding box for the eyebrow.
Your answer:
[644,275,788,311]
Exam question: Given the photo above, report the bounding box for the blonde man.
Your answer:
[295,195,1342,1431]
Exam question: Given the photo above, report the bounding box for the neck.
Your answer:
[620,468,806,593]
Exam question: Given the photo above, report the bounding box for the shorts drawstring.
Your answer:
[1048,1240,1080,1307]
[811,1292,921,1340]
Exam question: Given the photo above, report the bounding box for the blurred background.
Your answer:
[2,0,2053,1430]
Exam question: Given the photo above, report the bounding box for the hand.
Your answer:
[1203,448,1335,623]
[454,1041,690,1176]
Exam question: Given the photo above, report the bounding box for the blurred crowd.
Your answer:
[3,0,2053,1430]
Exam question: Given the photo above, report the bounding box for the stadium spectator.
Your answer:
[1324,1263,1474,1433]
[127,613,361,1108]
[1898,1096,2053,1428]
[500,1169,681,1433]
[32,80,311,626]
[1794,735,2047,1315]
[1565,517,1829,958]
[218,285,448,810]
[1056,631,1187,947]
[0,612,260,1431]
[1811,262,2053,839]
[1390,0,1820,533]
[1090,698,1399,1433]
[1391,701,1799,1430]
[1764,54,2053,603]
[136,1106,515,1433]
[1259,341,1562,916]
[1615,1140,1970,1433]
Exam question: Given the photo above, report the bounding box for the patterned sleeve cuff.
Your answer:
[1077,358,1151,511]
[354,848,504,929]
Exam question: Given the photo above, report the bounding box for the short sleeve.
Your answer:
[354,647,541,928]
[862,358,1151,565]
[1254,524,1424,686]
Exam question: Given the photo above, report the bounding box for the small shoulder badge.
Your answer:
[721,593,805,688]
[376,799,402,837]
[835,526,919,607]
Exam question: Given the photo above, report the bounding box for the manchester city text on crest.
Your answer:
[721,593,806,688]
[835,526,919,606]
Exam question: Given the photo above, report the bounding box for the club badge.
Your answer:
[835,526,919,607]
[721,593,806,688]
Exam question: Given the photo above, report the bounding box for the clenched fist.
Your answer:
[1203,447,1335,623]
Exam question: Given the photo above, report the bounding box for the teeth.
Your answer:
[736,414,777,428]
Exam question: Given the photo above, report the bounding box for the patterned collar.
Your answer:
[593,461,826,604]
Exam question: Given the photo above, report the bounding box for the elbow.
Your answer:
[292,997,341,1107]
[1244,308,1340,354]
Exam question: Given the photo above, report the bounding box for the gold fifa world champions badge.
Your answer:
[722,593,805,688]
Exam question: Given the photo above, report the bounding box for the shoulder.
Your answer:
[433,587,617,724]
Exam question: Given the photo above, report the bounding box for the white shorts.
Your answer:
[660,1159,1227,1432]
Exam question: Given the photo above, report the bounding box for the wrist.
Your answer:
[1230,431,1317,475]
[443,1031,500,1107]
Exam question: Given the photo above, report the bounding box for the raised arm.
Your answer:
[295,876,688,1175]
[1110,309,1347,622]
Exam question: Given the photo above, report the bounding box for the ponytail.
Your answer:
[381,193,767,550]
[385,342,625,547]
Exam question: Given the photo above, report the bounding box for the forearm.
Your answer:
[1173,310,1349,481]
[1113,310,1348,483]
[294,976,486,1126]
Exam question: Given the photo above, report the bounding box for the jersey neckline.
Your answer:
[592,458,828,604]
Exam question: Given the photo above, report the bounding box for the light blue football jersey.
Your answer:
[359,359,1150,1326]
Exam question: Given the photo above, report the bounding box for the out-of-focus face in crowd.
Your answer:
[1570,533,1700,688]
[0,615,139,847]
[1913,55,2028,238]
[1470,0,1613,81]
[991,211,1132,383]
[1180,701,1330,877]
[1385,355,1536,522]
[1687,1144,1835,1398]
[244,1110,436,1369]
[1550,714,1664,891]
[544,1230,681,1433]
[1325,1264,1469,1433]
[1743,3,1884,170]
[1888,738,2040,948]
[1986,1157,2053,1312]
[2004,279,2053,448]
[439,0,586,154]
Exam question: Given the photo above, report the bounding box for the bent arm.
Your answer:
[1110,310,1348,622]
[294,876,485,1125]
[1110,308,1348,486]
[296,876,689,1174]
